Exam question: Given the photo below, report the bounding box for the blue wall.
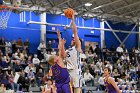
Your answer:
[105,21,138,50]
[0,12,41,53]
[46,14,101,49]
[0,12,101,53]
[0,11,138,53]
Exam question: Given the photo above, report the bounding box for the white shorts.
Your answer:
[68,69,82,88]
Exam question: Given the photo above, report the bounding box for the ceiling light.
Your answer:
[85,3,92,6]
[93,6,102,10]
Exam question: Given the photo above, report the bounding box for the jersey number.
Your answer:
[67,51,70,57]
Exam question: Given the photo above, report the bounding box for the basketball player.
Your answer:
[104,67,121,93]
[48,30,71,93]
[64,13,83,93]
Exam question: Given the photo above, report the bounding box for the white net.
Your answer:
[0,6,12,29]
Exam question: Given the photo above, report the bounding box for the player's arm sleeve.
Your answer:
[109,77,122,93]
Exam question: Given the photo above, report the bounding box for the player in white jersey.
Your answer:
[64,13,83,93]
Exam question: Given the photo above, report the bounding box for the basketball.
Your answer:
[64,8,74,18]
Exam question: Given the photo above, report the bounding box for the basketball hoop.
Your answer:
[0,5,12,29]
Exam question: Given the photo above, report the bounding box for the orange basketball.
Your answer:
[64,8,74,18]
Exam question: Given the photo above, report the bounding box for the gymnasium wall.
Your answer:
[46,14,101,49]
[105,21,138,50]
[0,11,138,53]
[0,12,101,53]
[0,12,41,53]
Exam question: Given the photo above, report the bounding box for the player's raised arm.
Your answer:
[71,13,82,53]
[57,39,66,67]
[61,39,67,58]
[57,29,62,49]
[56,30,67,58]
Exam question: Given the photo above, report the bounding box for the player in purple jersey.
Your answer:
[104,67,121,93]
[48,30,71,93]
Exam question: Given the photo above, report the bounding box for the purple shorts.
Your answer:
[57,83,71,93]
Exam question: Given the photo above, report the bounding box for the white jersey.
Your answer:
[65,46,81,70]
[66,46,83,88]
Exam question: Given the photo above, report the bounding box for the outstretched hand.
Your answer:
[57,29,61,38]
[61,39,66,45]
[72,11,75,21]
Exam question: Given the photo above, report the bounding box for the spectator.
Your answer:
[83,69,94,86]
[6,66,12,76]
[1,75,9,89]
[116,45,123,53]
[27,69,36,87]
[46,40,52,53]
[0,56,8,69]
[15,61,23,72]
[94,64,101,76]
[113,69,120,82]
[96,59,102,69]
[7,47,12,57]
[9,73,19,91]
[97,74,105,90]
[86,51,94,64]
[42,74,49,85]
[12,40,17,53]
[27,55,32,64]
[0,83,6,93]
[17,70,29,92]
[121,85,126,93]
[36,69,44,86]
[81,58,87,73]
[51,40,57,49]
[122,45,127,53]
[51,49,56,55]
[37,41,46,60]
[22,46,28,58]
[94,45,101,57]
[0,37,5,54]
[121,53,130,63]
[89,44,94,54]
[5,39,11,54]
[32,54,40,67]
[36,64,44,74]
[89,63,95,78]
[105,61,113,73]
[16,38,23,48]
[24,64,32,75]
[24,38,30,53]
[5,53,10,64]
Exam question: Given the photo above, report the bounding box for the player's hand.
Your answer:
[72,11,75,21]
[61,39,66,45]
[57,29,61,38]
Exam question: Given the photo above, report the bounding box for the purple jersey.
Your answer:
[52,64,70,87]
[104,77,117,93]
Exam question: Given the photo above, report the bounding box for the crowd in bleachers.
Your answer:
[0,37,140,93]
[81,44,140,93]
